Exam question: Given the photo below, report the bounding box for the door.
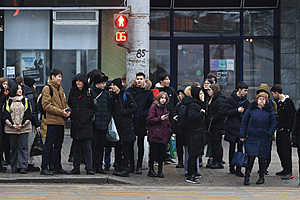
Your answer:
[176,41,239,96]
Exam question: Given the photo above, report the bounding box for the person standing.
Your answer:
[2,84,35,174]
[224,82,249,177]
[41,69,71,175]
[271,84,296,180]
[147,92,172,178]
[127,72,153,174]
[292,107,300,185]
[68,73,95,175]
[240,92,277,185]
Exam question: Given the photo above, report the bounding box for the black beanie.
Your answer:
[93,74,108,84]
[191,86,201,101]
[112,78,123,90]
[24,77,36,88]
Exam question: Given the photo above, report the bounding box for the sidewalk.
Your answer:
[1,134,300,187]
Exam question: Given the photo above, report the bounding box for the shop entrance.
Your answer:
[175,40,240,96]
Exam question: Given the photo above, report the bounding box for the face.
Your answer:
[178,91,185,101]
[16,85,23,96]
[271,91,279,99]
[76,80,84,90]
[136,75,145,88]
[203,80,211,90]
[207,88,214,97]
[52,74,62,85]
[95,82,106,89]
[2,81,8,90]
[199,90,205,102]
[159,95,167,105]
[238,88,248,97]
[257,96,266,107]
[160,76,170,87]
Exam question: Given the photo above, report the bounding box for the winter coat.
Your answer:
[275,96,296,130]
[42,80,69,126]
[224,91,249,141]
[111,89,137,142]
[91,86,112,131]
[127,80,154,136]
[68,74,95,140]
[147,103,172,144]
[240,102,277,158]
[207,92,227,133]
[3,96,33,134]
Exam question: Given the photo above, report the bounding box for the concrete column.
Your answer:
[126,0,150,83]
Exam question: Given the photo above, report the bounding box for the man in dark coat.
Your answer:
[110,78,137,177]
[127,72,153,174]
[68,73,95,175]
[271,84,296,180]
[224,82,249,177]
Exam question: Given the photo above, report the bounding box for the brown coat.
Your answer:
[42,80,69,126]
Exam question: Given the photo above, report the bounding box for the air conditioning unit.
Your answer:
[53,11,99,25]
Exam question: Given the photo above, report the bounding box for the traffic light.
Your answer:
[114,14,128,43]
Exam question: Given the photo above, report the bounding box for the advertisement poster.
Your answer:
[21,51,45,84]
[7,66,15,79]
[210,59,235,71]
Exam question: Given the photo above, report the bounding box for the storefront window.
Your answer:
[150,11,170,37]
[244,10,274,36]
[4,10,50,84]
[150,40,170,86]
[243,39,274,101]
[174,11,240,37]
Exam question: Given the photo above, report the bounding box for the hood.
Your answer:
[112,78,123,90]
[72,73,89,89]
[181,96,194,105]
[256,83,271,96]
[155,82,163,88]
[129,78,152,90]
[249,101,273,112]
[191,86,201,102]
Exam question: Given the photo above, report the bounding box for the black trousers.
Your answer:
[229,140,243,167]
[129,133,146,169]
[176,133,184,164]
[265,140,272,171]
[209,131,223,163]
[93,130,106,170]
[246,156,266,177]
[115,141,132,172]
[73,139,93,171]
[276,129,292,173]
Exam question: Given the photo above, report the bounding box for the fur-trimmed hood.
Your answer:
[129,78,152,90]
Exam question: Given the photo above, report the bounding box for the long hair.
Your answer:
[154,91,169,105]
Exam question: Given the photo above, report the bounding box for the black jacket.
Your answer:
[127,86,153,136]
[207,92,227,133]
[224,90,249,140]
[68,74,95,140]
[111,89,137,142]
[155,83,178,117]
[275,96,296,130]
[91,86,112,131]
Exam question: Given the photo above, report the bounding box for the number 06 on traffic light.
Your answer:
[114,14,128,43]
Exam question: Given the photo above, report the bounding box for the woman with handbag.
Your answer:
[240,92,277,185]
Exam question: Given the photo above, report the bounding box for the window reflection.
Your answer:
[244,10,274,36]
[150,11,170,37]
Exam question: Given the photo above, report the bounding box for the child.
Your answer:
[147,92,171,178]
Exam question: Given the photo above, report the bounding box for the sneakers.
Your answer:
[281,174,294,180]
[256,177,265,184]
[186,176,200,184]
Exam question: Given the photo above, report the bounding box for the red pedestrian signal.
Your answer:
[114,14,129,44]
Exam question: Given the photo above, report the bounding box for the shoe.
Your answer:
[135,167,142,174]
[281,174,294,180]
[96,168,106,174]
[206,159,213,168]
[264,170,269,176]
[256,177,265,184]
[70,169,80,175]
[176,163,184,168]
[210,163,224,169]
[53,168,70,175]
[19,168,27,174]
[87,170,95,175]
[114,170,130,177]
[195,173,202,178]
[235,170,245,177]
[147,170,157,177]
[27,164,40,172]
[40,169,54,176]
[276,170,286,176]
[244,175,250,185]
[186,176,200,184]
[229,166,236,174]
[157,171,164,178]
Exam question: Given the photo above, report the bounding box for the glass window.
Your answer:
[243,10,274,36]
[150,40,170,86]
[53,12,98,95]
[150,11,170,37]
[4,10,50,85]
[243,39,274,101]
[174,11,240,37]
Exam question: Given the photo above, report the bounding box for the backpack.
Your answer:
[176,103,189,129]
[37,84,53,118]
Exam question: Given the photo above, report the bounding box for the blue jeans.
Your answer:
[104,147,112,168]
[41,125,64,170]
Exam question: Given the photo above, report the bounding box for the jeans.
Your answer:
[104,147,112,168]
[9,133,29,171]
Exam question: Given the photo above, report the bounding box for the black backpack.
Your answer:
[37,84,53,118]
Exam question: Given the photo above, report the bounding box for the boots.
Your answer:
[157,162,164,178]
[147,162,157,177]
[244,174,250,185]
[256,176,265,184]
[235,167,245,177]
[229,165,236,174]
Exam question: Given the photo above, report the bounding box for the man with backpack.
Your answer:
[40,69,71,175]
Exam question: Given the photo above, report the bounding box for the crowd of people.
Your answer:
[0,68,300,186]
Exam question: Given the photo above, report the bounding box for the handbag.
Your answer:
[106,118,120,142]
[231,142,248,167]
[30,131,44,157]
